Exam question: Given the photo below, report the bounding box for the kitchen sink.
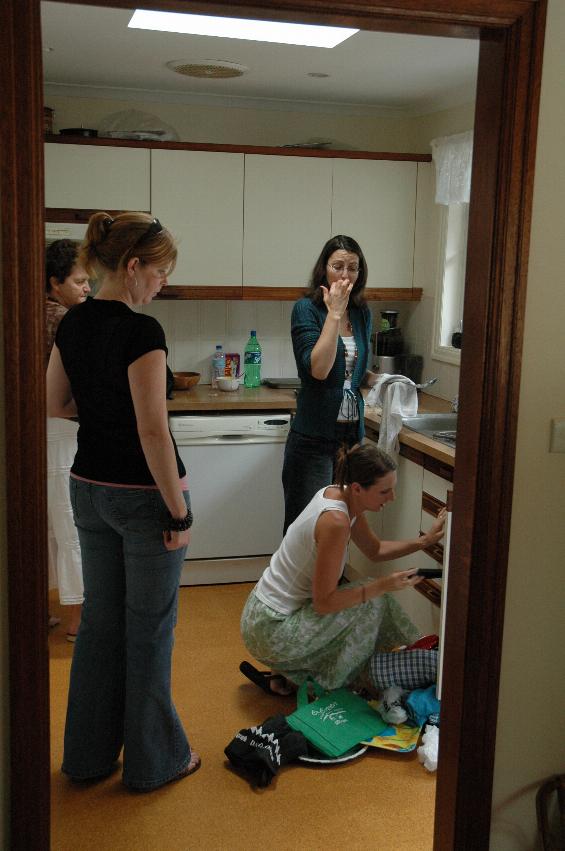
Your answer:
[402,413,457,446]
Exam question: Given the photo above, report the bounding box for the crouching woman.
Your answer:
[240,442,445,694]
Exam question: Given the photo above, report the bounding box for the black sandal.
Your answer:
[239,661,295,696]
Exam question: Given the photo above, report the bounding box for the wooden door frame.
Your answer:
[1,1,546,848]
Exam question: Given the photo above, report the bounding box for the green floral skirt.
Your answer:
[240,587,420,691]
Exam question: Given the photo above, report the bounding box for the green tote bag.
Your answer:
[286,678,387,758]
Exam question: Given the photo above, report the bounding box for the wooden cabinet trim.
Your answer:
[422,491,446,517]
[424,454,454,482]
[421,539,444,564]
[45,207,149,222]
[415,579,442,607]
[153,285,423,301]
[399,443,425,466]
[45,135,431,162]
[157,285,243,300]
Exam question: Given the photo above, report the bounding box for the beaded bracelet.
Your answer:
[165,509,193,532]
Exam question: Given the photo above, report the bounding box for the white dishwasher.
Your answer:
[169,412,290,585]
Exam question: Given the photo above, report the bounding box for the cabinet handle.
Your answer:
[419,531,444,564]
[415,579,442,607]
[422,492,445,517]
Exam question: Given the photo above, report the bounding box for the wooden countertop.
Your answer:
[364,391,455,467]
[167,384,455,466]
[167,384,298,411]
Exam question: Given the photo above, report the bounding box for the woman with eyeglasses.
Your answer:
[47,211,200,791]
[282,234,376,533]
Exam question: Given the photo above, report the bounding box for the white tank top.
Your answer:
[254,487,354,614]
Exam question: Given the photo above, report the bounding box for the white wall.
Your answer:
[490,1,565,847]
[47,91,474,400]
[45,91,427,153]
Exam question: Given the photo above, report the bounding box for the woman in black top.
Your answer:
[47,211,200,791]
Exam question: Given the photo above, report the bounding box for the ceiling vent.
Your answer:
[166,59,248,79]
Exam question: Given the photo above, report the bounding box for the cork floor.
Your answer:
[49,582,436,851]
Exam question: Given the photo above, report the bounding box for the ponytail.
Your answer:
[79,210,177,278]
[335,442,396,489]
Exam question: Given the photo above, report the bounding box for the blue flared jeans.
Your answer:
[62,477,192,790]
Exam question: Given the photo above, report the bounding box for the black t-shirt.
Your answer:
[55,299,186,485]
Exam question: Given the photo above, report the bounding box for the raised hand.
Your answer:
[320,277,354,320]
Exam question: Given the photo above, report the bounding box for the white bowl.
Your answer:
[216,376,240,392]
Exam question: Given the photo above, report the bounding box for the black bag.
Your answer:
[224,714,309,788]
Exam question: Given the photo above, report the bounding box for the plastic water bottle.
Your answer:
[211,344,225,387]
[244,330,261,388]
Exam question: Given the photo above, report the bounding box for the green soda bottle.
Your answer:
[244,330,262,388]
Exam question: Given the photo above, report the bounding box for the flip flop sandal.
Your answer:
[239,661,294,696]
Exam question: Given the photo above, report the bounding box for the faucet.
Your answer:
[415,377,438,390]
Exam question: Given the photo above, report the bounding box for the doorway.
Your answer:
[1,1,547,849]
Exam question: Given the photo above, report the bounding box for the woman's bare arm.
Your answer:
[128,349,189,550]
[350,510,446,562]
[46,344,77,418]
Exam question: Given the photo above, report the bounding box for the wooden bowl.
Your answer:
[172,371,201,391]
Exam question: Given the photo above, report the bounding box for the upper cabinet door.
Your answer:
[331,160,417,289]
[151,149,244,287]
[44,143,150,211]
[243,155,332,287]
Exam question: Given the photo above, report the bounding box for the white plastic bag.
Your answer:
[417,724,439,772]
[98,109,179,141]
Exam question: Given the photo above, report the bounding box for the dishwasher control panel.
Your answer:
[169,413,291,442]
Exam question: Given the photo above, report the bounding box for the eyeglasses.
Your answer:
[327,262,360,275]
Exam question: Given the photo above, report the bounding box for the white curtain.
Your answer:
[431,130,473,205]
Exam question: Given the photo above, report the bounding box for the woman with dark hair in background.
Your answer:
[242,442,445,697]
[46,239,90,640]
[282,235,376,533]
[47,211,200,791]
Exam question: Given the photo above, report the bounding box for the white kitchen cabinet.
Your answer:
[380,452,443,635]
[243,154,332,287]
[348,448,440,634]
[44,143,150,211]
[422,468,451,507]
[380,453,424,573]
[331,159,417,289]
[151,149,244,287]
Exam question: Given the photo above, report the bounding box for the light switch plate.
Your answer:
[549,418,565,453]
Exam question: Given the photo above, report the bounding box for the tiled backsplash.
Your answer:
[143,300,299,382]
[143,297,460,401]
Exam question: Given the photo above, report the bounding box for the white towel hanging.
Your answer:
[366,374,418,456]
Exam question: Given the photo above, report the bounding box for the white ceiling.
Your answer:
[41,2,479,116]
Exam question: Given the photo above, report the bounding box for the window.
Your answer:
[430,130,472,366]
[432,202,468,365]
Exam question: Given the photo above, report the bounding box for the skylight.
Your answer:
[128,10,358,48]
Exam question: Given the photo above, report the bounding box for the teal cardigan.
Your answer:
[290,297,372,441]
